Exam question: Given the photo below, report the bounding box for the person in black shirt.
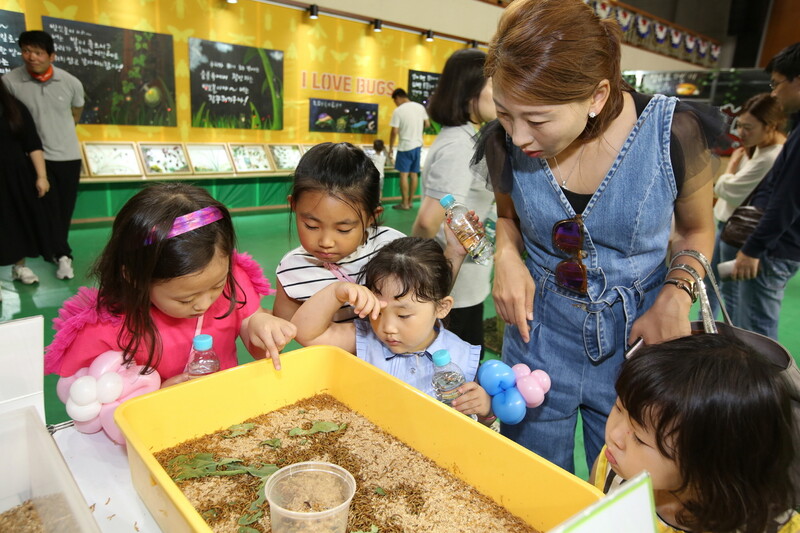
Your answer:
[732,42,800,340]
[0,80,54,287]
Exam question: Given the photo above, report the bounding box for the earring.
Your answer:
[588,111,597,118]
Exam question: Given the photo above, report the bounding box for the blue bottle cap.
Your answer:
[432,349,451,367]
[439,194,455,208]
[193,334,213,351]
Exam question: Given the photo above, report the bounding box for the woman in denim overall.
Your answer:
[483,0,717,474]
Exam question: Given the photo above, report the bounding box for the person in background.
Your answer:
[3,30,84,280]
[411,48,497,348]
[389,88,430,210]
[0,79,53,287]
[592,335,798,533]
[479,0,719,474]
[732,42,800,341]
[292,236,495,425]
[273,142,404,322]
[707,93,785,319]
[45,183,296,387]
[367,139,387,201]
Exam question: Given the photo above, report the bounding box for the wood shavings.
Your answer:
[156,394,540,533]
[0,500,44,532]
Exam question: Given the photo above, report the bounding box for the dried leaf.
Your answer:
[238,528,259,533]
[223,423,256,438]
[201,508,220,520]
[237,509,263,525]
[374,487,386,496]
[288,420,346,436]
[242,464,279,478]
[167,454,247,481]
[259,438,281,448]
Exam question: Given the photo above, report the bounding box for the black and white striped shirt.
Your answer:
[276,226,405,322]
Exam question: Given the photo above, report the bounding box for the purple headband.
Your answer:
[144,206,223,245]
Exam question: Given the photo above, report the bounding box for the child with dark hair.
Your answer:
[592,334,798,533]
[45,183,296,388]
[367,139,387,198]
[274,142,404,322]
[292,236,493,423]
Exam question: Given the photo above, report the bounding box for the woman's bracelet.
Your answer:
[669,250,710,278]
[669,263,702,285]
[663,278,697,303]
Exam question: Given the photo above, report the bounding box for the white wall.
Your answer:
[311,0,704,72]
[621,45,705,71]
[311,0,503,44]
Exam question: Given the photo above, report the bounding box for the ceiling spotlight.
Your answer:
[308,4,319,19]
[226,0,237,3]
[373,19,382,32]
[425,29,434,42]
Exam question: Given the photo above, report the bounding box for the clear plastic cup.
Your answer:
[265,461,356,533]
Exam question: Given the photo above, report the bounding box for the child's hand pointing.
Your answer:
[243,309,297,370]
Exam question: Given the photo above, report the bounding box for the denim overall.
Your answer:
[500,95,677,473]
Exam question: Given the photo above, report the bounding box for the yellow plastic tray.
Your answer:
[115,346,602,532]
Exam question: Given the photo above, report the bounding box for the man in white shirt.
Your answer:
[4,30,84,280]
[389,88,430,210]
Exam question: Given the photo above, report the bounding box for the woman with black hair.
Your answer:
[0,79,53,288]
[411,48,497,348]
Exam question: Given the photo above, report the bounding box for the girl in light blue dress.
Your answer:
[292,236,495,424]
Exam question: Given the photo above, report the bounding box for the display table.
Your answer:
[53,425,160,532]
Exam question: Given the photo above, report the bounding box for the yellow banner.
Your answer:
[4,0,466,145]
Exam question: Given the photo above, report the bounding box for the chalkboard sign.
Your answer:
[408,69,440,106]
[408,69,440,134]
[189,38,283,130]
[309,98,377,134]
[43,17,176,127]
[0,10,25,75]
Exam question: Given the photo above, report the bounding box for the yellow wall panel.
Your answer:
[3,0,465,145]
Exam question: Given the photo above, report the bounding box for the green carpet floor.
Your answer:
[3,202,800,481]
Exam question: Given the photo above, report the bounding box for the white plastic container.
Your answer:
[265,461,356,533]
[717,259,735,281]
[0,406,100,532]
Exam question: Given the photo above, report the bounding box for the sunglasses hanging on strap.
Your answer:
[552,214,588,294]
[670,249,800,503]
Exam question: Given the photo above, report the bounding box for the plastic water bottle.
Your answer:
[186,334,220,378]
[439,194,494,265]
[431,349,467,406]
[483,216,497,245]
